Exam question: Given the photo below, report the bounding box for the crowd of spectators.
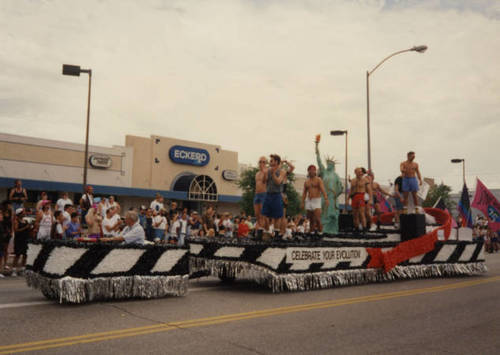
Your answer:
[2,179,499,277]
[0,181,315,277]
[472,216,499,253]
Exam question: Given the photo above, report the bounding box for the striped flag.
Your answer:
[458,183,473,228]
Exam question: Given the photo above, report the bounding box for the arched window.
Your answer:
[188,175,217,201]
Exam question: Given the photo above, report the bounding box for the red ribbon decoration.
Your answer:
[367,208,452,272]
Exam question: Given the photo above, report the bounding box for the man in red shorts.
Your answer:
[350,168,372,231]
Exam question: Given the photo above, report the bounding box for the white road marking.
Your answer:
[0,301,53,309]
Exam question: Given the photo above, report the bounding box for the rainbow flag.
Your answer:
[458,183,473,228]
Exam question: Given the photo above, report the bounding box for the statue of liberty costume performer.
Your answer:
[315,138,344,234]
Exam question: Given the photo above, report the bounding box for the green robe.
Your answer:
[316,147,344,234]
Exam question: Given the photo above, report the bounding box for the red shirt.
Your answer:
[237,222,249,237]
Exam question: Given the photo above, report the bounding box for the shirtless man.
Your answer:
[400,151,423,213]
[350,168,372,231]
[254,156,268,237]
[301,165,328,234]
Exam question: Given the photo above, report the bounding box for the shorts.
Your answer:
[14,235,28,256]
[305,197,322,211]
[253,192,267,205]
[262,193,283,219]
[402,177,419,192]
[393,196,404,211]
[351,193,365,209]
[154,229,165,240]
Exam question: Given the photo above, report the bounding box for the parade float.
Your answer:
[188,137,486,291]
[188,208,486,292]
[25,240,189,303]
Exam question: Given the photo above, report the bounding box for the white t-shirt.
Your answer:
[99,202,108,218]
[56,223,64,236]
[222,219,233,231]
[170,220,180,235]
[103,214,121,236]
[56,198,73,212]
[179,219,188,234]
[62,211,71,227]
[222,219,233,237]
[153,215,167,230]
[150,200,164,212]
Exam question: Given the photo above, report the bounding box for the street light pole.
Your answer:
[451,158,465,186]
[331,130,348,212]
[63,64,92,191]
[366,45,427,171]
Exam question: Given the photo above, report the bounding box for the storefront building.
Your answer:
[0,133,242,214]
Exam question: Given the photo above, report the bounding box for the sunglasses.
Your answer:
[259,161,266,164]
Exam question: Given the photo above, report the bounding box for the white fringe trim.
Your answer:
[189,257,487,293]
[25,271,189,304]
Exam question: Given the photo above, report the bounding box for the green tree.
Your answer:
[238,167,302,217]
[423,183,456,209]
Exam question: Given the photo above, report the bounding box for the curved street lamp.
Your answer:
[366,45,427,171]
[330,130,348,212]
[62,64,92,190]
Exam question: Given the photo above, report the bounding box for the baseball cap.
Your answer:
[15,208,24,215]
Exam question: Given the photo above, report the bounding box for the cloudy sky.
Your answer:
[1,0,499,192]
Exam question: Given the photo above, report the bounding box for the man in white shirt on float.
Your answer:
[100,211,145,245]
[56,192,73,212]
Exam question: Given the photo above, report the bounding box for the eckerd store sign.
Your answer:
[169,145,210,167]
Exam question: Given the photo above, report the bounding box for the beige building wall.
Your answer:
[126,134,240,196]
[0,133,133,187]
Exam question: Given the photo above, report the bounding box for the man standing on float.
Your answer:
[315,135,344,234]
[262,154,286,239]
[301,165,328,234]
[400,151,423,213]
[253,156,268,238]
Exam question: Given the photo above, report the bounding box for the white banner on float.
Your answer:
[286,247,367,270]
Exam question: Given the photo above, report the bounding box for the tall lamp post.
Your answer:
[366,45,427,171]
[451,158,466,186]
[331,130,348,212]
[62,64,92,191]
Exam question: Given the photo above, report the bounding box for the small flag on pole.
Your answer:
[458,183,473,228]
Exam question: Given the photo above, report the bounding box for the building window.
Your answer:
[188,175,217,201]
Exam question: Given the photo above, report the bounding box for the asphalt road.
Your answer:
[1,254,499,355]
